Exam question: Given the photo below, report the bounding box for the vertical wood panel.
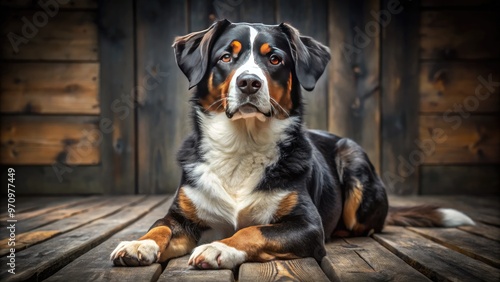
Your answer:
[213,0,275,24]
[381,0,420,194]
[136,0,190,194]
[278,0,329,131]
[328,0,381,171]
[99,0,135,194]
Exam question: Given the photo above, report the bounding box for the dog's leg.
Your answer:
[188,221,325,269]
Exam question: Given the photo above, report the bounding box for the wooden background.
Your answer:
[0,0,498,195]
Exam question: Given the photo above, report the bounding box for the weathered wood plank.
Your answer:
[421,0,500,7]
[420,165,500,195]
[45,197,172,282]
[0,0,98,9]
[419,62,500,114]
[0,63,100,114]
[408,227,500,268]
[0,196,146,256]
[0,196,69,217]
[459,221,500,242]
[215,0,275,24]
[374,226,500,281]
[321,237,430,282]
[189,0,213,32]
[279,0,329,132]
[159,255,235,282]
[0,196,165,281]
[136,0,190,194]
[328,0,381,172]
[1,11,98,60]
[1,118,100,165]
[419,115,500,164]
[380,0,420,194]
[420,11,500,59]
[239,258,329,282]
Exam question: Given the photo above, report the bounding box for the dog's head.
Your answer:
[173,20,330,121]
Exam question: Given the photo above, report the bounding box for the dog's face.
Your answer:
[173,20,330,120]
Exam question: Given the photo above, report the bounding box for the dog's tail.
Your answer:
[385,205,475,227]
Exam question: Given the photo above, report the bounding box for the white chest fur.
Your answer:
[183,112,297,234]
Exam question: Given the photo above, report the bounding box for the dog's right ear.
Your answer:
[173,19,231,89]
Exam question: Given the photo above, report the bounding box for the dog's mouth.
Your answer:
[226,103,271,122]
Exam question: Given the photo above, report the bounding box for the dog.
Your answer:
[110,20,474,269]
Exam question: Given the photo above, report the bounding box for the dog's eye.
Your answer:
[220,53,232,63]
[269,54,282,65]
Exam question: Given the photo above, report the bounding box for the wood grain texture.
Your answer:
[278,0,329,131]
[0,196,165,282]
[1,11,98,60]
[459,221,500,242]
[374,226,500,281]
[419,62,500,113]
[99,0,135,194]
[216,0,275,24]
[0,0,98,9]
[420,165,500,195]
[45,197,172,282]
[0,63,99,114]
[239,258,329,282]
[380,0,420,194]
[321,238,430,282]
[420,10,500,59]
[419,115,500,164]
[159,255,234,282]
[407,227,500,268]
[328,0,381,171]
[1,117,100,165]
[136,0,190,194]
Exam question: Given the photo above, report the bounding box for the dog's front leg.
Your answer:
[188,221,325,269]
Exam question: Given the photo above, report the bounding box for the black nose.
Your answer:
[236,74,262,95]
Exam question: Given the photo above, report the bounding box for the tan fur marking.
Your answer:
[343,180,363,231]
[260,43,271,55]
[274,192,298,220]
[220,226,299,262]
[203,70,235,112]
[231,40,242,55]
[178,188,204,225]
[139,226,172,255]
[267,72,292,119]
[160,234,197,261]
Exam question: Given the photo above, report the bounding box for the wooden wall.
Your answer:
[1,0,498,195]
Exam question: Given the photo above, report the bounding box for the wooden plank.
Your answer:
[0,196,146,256]
[1,11,98,60]
[408,227,500,268]
[0,196,165,282]
[239,258,329,282]
[44,197,173,282]
[0,165,103,195]
[0,196,67,217]
[189,0,213,32]
[380,0,420,194]
[421,0,500,7]
[159,255,234,282]
[419,62,500,114]
[0,0,98,9]
[0,118,100,165]
[279,0,329,132]
[420,165,500,195]
[322,238,430,282]
[0,63,100,114]
[419,115,500,164]
[98,0,135,194]
[214,0,275,24]
[373,226,500,281]
[420,11,500,59]
[328,0,381,171]
[136,0,190,194]
[459,221,500,242]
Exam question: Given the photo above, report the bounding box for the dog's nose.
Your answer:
[236,74,262,95]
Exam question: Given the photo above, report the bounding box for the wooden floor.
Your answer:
[0,195,498,281]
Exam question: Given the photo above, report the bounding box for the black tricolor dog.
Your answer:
[110,20,474,269]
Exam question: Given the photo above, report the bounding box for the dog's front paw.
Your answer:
[188,242,246,269]
[110,240,160,266]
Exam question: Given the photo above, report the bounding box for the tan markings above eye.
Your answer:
[260,43,271,55]
[220,53,231,63]
[231,40,242,55]
[269,54,282,65]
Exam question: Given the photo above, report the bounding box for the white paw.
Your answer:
[188,242,246,269]
[110,239,160,266]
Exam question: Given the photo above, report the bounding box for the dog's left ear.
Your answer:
[279,23,331,91]
[173,19,231,89]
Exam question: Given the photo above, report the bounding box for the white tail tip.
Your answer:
[438,208,475,227]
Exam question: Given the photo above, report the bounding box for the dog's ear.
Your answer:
[279,23,331,91]
[173,19,231,89]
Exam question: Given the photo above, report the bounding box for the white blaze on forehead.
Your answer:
[227,26,270,116]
